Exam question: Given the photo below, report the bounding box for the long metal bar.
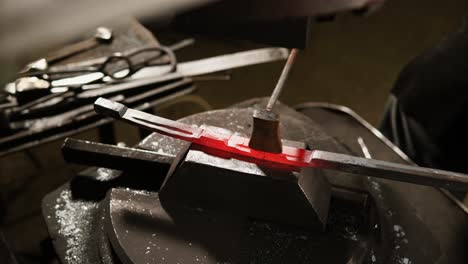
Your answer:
[0,80,194,156]
[62,138,173,172]
[310,151,468,191]
[46,47,288,87]
[295,101,468,214]
[94,98,468,191]
[266,48,298,111]
[132,47,289,79]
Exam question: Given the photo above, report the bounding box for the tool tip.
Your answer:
[94,97,127,118]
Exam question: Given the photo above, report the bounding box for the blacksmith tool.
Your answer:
[47,27,113,63]
[5,38,194,103]
[249,48,299,153]
[47,38,195,71]
[9,47,288,92]
[94,97,468,191]
[48,47,288,95]
[0,78,194,156]
[18,45,177,82]
[51,47,288,91]
[22,27,113,73]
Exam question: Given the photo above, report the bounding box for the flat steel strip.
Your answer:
[94,98,468,191]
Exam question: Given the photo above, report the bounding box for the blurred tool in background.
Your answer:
[0,0,385,82]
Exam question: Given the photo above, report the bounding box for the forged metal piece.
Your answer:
[95,98,468,191]
[44,99,467,264]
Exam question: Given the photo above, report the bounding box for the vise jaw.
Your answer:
[159,142,331,231]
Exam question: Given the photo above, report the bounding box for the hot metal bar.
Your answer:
[94,98,468,191]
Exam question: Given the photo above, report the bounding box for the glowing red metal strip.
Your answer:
[110,100,313,168]
[94,98,468,191]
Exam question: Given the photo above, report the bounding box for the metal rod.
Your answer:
[311,150,468,191]
[95,98,468,191]
[266,48,299,111]
[61,138,173,172]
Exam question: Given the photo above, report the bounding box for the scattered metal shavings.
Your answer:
[393,225,406,238]
[122,188,155,197]
[141,136,180,156]
[392,223,409,248]
[370,179,384,200]
[391,223,410,264]
[327,208,361,241]
[398,257,412,264]
[247,221,344,263]
[156,148,169,155]
[95,168,116,181]
[54,189,98,263]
